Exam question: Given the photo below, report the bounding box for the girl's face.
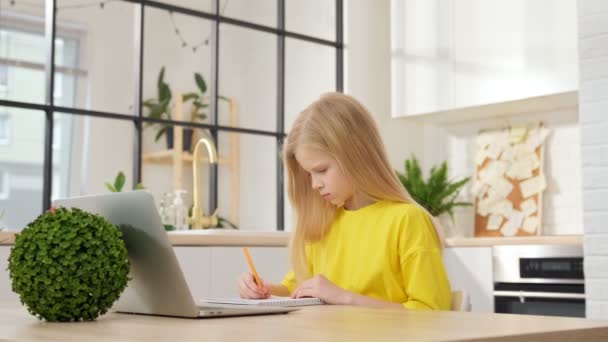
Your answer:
[295,146,354,207]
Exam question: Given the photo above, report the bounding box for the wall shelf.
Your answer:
[396,91,578,125]
[141,150,230,165]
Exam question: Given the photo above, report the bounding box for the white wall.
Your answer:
[578,0,608,321]
[346,0,426,170]
[391,0,579,117]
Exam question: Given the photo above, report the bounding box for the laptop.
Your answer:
[53,191,298,318]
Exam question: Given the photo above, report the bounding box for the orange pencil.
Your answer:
[242,247,263,289]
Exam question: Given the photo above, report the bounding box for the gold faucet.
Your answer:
[190,134,219,229]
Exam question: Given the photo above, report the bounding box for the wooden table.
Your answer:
[1,304,607,341]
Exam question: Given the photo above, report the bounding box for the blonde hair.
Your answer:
[283,92,445,283]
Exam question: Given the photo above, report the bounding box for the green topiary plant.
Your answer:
[7,207,130,322]
[396,155,471,221]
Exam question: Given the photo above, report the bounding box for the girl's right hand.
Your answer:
[238,272,272,299]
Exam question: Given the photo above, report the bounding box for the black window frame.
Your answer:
[0,0,344,231]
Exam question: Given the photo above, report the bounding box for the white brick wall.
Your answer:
[578,0,608,321]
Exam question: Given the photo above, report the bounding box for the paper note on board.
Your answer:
[471,181,489,198]
[501,223,518,237]
[505,210,524,230]
[487,214,503,230]
[527,128,549,151]
[475,149,488,166]
[486,143,502,160]
[491,177,514,198]
[500,146,515,162]
[491,199,513,217]
[479,160,509,184]
[522,216,540,234]
[513,144,535,162]
[506,160,534,180]
[478,191,503,217]
[520,198,538,216]
[509,126,528,144]
[520,175,547,198]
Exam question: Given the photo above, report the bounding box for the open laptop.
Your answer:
[53,191,298,318]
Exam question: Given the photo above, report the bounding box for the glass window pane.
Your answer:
[156,0,213,13]
[286,0,336,42]
[0,18,47,104]
[218,132,277,231]
[0,107,44,231]
[54,0,138,115]
[223,0,276,28]
[219,24,276,132]
[1,5,86,107]
[52,113,135,201]
[285,38,336,132]
[143,8,214,125]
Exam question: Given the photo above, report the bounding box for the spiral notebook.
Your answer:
[201,296,324,307]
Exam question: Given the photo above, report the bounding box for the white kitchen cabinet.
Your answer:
[209,247,290,298]
[3,244,494,312]
[173,247,213,300]
[0,246,20,305]
[0,246,289,306]
[443,247,494,313]
[391,0,578,118]
[174,247,290,300]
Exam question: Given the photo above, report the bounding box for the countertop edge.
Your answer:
[0,231,583,247]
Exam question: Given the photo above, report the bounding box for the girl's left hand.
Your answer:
[291,275,352,305]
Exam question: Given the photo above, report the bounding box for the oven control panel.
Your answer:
[520,258,584,279]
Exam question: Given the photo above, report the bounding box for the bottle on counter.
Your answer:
[159,192,175,231]
[171,189,189,231]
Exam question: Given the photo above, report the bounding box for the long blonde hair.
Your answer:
[283,92,445,282]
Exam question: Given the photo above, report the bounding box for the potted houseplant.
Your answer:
[396,155,471,236]
[142,66,177,147]
[7,207,130,321]
[143,67,221,151]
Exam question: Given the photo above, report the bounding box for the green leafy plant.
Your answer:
[182,72,209,123]
[7,207,130,321]
[217,217,238,229]
[143,66,173,142]
[105,171,145,192]
[396,155,471,221]
[143,67,230,145]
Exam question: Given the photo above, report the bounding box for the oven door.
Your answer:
[494,284,585,317]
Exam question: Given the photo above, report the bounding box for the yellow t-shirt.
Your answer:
[281,200,452,310]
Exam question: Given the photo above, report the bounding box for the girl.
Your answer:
[238,92,452,310]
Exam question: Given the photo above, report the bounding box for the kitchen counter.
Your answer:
[1,304,607,341]
[446,235,583,247]
[0,230,582,247]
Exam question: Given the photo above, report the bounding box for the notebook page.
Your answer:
[201,297,324,307]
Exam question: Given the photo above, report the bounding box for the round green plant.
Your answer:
[8,207,130,322]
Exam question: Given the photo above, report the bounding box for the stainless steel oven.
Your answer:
[493,245,585,318]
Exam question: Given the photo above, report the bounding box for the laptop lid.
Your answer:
[54,191,201,317]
